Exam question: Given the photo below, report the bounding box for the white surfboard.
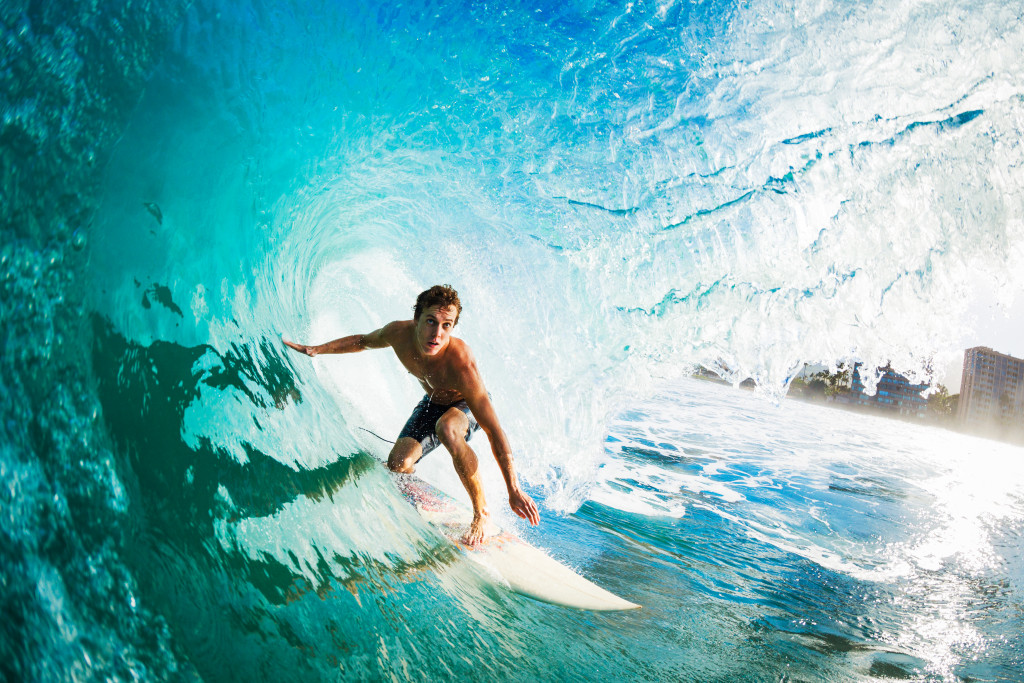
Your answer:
[393,473,640,611]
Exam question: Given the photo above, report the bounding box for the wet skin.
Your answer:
[283,305,539,544]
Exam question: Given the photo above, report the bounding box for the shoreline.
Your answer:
[690,372,1024,448]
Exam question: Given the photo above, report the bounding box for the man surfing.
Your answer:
[283,284,539,544]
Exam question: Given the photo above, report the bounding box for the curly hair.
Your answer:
[413,284,462,324]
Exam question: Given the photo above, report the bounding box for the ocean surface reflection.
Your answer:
[587,378,1024,680]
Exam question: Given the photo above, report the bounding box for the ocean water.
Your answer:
[3,0,1024,680]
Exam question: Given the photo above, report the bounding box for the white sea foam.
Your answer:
[594,378,1024,590]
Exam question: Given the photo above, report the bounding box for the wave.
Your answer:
[4,0,1024,678]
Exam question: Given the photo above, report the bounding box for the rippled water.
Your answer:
[3,0,1024,680]
[594,379,1024,680]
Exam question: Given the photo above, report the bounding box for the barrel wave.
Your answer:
[3,0,1023,680]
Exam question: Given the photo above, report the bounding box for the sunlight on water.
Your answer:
[597,379,1024,679]
[89,0,1024,508]
[5,0,1024,679]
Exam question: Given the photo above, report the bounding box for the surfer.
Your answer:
[282,284,540,544]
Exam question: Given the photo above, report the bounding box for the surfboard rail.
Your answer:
[393,473,640,611]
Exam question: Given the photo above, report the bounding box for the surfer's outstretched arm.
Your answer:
[282,323,394,357]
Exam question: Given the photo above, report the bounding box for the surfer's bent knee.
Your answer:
[388,438,421,473]
[434,411,469,449]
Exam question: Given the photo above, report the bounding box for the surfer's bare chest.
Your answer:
[392,346,460,397]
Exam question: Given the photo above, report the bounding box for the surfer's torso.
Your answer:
[384,319,471,405]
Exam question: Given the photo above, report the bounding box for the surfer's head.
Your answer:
[413,285,461,357]
[413,285,461,326]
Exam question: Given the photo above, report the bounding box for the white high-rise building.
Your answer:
[958,347,1024,427]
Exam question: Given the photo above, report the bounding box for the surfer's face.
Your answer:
[415,305,457,356]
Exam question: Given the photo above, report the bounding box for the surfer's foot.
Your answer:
[463,510,490,546]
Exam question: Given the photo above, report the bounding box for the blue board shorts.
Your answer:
[398,395,481,458]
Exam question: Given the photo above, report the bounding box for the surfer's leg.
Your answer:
[392,395,446,471]
[435,408,489,545]
[387,437,423,473]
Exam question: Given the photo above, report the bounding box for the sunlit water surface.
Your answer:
[4,0,1024,680]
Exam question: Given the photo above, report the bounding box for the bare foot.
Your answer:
[462,510,490,546]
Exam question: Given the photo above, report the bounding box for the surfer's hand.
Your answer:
[509,489,539,526]
[282,338,318,357]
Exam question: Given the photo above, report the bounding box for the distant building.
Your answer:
[849,364,929,417]
[958,347,1024,428]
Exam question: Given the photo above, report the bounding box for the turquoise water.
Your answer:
[3,0,1024,680]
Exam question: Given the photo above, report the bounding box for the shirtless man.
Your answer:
[283,284,539,544]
